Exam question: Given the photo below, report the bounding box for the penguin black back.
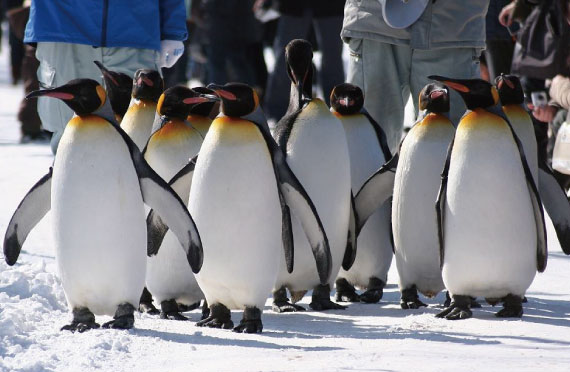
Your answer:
[419,83,450,114]
[132,69,164,103]
[495,74,524,106]
[330,83,364,115]
[429,75,499,110]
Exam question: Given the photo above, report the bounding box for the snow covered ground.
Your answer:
[1,40,570,372]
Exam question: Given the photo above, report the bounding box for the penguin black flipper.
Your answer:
[3,168,53,266]
[110,125,203,273]
[362,109,392,160]
[147,156,198,257]
[436,137,455,269]
[354,154,398,234]
[342,192,358,271]
[255,119,332,284]
[538,164,570,255]
[279,191,294,273]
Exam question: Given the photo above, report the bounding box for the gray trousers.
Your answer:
[346,38,481,152]
[36,42,159,153]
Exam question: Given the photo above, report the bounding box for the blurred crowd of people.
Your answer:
[1,0,569,184]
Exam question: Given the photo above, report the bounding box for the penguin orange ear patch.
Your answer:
[157,93,165,114]
[444,81,470,93]
[96,85,107,107]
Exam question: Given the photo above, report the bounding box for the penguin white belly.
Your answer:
[121,100,157,150]
[337,115,392,287]
[277,100,351,291]
[191,118,281,309]
[53,116,146,316]
[393,120,454,296]
[442,121,536,298]
[144,122,204,305]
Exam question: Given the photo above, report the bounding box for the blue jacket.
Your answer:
[24,0,188,51]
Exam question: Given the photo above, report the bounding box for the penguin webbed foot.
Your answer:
[469,296,482,308]
[495,294,523,318]
[233,307,263,334]
[436,295,472,320]
[335,278,360,303]
[159,299,189,321]
[310,284,347,311]
[272,287,306,312]
[201,300,210,320]
[102,303,136,329]
[139,287,160,315]
[401,286,427,309]
[61,307,100,332]
[177,301,201,312]
[360,277,385,304]
[196,303,233,329]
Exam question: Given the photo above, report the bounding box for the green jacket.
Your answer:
[342,0,490,50]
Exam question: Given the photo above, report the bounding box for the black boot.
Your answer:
[495,294,523,318]
[360,277,385,304]
[436,295,472,320]
[139,287,159,315]
[310,284,347,311]
[335,278,360,302]
[401,285,427,309]
[196,303,233,329]
[272,287,305,312]
[61,307,100,332]
[160,299,188,321]
[103,303,136,329]
[234,307,263,333]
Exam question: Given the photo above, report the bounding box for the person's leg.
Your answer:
[264,13,312,121]
[102,47,159,79]
[312,16,345,105]
[484,39,515,81]
[410,47,481,126]
[18,45,42,140]
[346,38,411,152]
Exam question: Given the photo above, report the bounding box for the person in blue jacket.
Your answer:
[24,0,188,153]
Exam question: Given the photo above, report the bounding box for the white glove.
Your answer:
[158,40,185,68]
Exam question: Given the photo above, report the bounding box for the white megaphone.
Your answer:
[379,0,429,29]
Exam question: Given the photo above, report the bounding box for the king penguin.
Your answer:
[329,83,393,304]
[121,69,164,150]
[430,75,547,320]
[94,61,133,121]
[272,39,353,312]
[143,86,209,320]
[186,86,218,138]
[3,79,203,332]
[154,82,330,333]
[496,74,570,255]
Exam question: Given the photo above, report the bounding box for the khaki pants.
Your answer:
[346,38,481,152]
[36,42,159,153]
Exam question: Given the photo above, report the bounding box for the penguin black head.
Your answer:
[428,75,499,110]
[285,39,314,103]
[495,74,524,106]
[208,83,259,118]
[418,83,450,113]
[156,86,215,120]
[189,86,219,117]
[26,79,106,116]
[94,61,133,118]
[132,69,164,103]
[330,83,364,115]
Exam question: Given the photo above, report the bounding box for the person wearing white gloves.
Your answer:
[23,0,187,153]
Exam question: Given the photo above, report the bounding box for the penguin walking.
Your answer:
[429,76,547,320]
[4,79,203,332]
[121,69,164,150]
[272,39,353,312]
[94,61,133,121]
[153,82,330,333]
[495,74,570,255]
[329,83,393,304]
[143,86,208,320]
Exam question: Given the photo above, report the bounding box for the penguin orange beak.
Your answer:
[26,88,74,101]
[94,61,119,86]
[429,75,470,93]
[183,96,212,105]
[208,84,237,101]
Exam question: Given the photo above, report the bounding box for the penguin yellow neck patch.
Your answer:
[96,85,107,110]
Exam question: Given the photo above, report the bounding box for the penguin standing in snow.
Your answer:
[152,82,330,332]
[329,83,393,304]
[4,79,203,332]
[495,74,570,255]
[430,76,547,320]
[143,86,209,320]
[272,39,353,312]
[94,61,133,122]
[121,69,164,150]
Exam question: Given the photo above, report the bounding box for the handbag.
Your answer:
[511,0,570,80]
